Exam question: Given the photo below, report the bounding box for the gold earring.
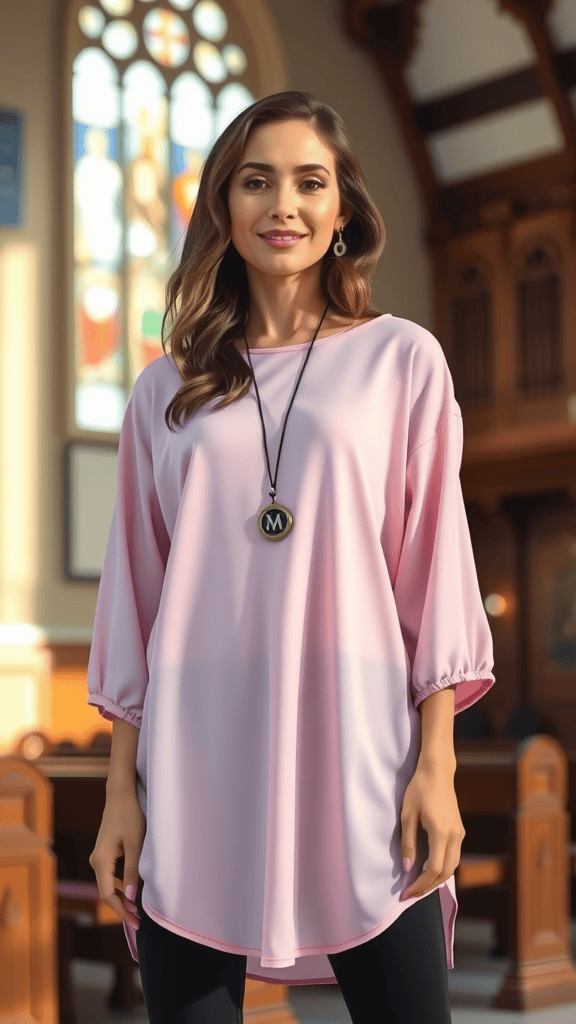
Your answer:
[333,227,347,256]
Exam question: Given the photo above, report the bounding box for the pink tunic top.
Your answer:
[87,312,495,985]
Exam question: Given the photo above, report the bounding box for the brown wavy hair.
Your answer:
[161,90,387,431]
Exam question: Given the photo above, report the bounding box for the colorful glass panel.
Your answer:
[100,0,133,14]
[78,6,106,38]
[222,43,247,75]
[102,19,139,60]
[72,0,255,431]
[192,1,227,42]
[143,8,190,68]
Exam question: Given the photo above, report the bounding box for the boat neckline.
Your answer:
[238,312,392,353]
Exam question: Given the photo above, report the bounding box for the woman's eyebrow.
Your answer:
[237,162,330,175]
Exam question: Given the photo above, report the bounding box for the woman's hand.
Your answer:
[399,762,465,900]
[89,791,146,930]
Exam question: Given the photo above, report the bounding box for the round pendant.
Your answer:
[257,501,294,541]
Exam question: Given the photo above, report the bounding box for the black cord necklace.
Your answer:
[242,300,331,541]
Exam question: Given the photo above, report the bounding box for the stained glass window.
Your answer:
[71,0,255,431]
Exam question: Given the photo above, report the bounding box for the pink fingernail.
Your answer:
[402,858,412,872]
[125,884,137,901]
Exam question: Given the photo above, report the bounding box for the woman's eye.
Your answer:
[244,178,325,192]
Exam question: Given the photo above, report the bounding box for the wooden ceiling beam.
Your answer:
[498,0,576,173]
[342,0,437,220]
[343,0,576,236]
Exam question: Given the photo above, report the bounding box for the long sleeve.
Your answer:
[86,373,171,728]
[393,408,495,714]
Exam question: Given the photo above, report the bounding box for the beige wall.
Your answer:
[0,0,431,644]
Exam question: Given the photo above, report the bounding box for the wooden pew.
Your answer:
[0,755,59,1024]
[5,728,576,1018]
[5,731,299,1024]
[1,736,143,1024]
[454,734,576,1010]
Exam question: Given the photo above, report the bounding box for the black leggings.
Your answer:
[135,883,452,1024]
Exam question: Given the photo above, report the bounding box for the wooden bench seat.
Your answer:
[456,842,576,891]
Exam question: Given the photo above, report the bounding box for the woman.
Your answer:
[88,91,495,1023]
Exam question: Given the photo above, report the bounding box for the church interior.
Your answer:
[1,0,576,1020]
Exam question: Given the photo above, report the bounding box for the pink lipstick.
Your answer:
[260,235,305,248]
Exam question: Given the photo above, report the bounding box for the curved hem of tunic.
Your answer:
[124,881,457,985]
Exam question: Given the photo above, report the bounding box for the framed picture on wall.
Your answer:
[63,439,118,581]
[0,107,24,226]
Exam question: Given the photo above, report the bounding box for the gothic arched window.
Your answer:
[516,243,564,399]
[450,263,495,409]
[69,0,258,432]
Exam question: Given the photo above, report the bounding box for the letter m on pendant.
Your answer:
[265,510,283,532]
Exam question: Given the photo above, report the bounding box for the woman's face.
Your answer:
[227,119,346,278]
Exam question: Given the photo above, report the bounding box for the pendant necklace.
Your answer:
[242,299,331,541]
